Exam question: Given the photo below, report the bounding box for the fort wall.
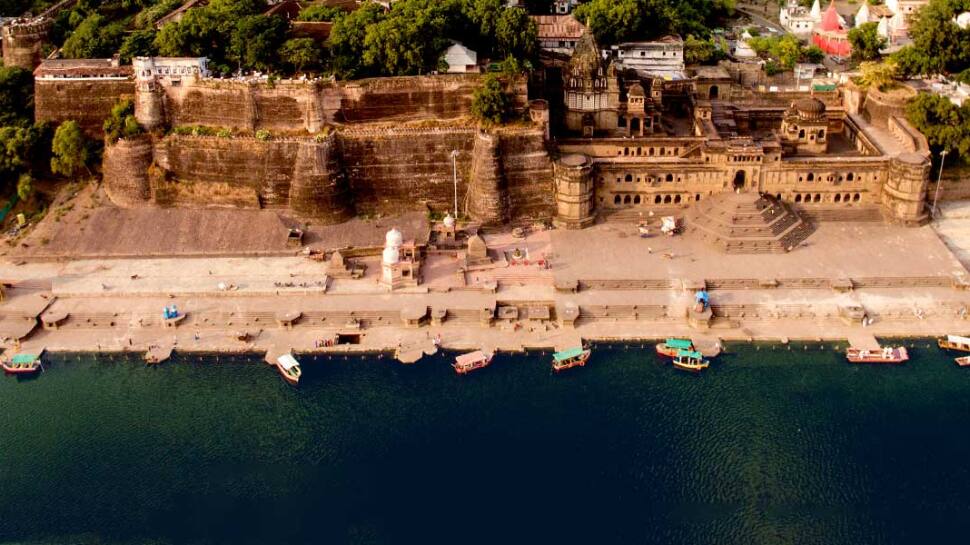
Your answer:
[1,18,50,70]
[102,126,557,225]
[34,78,136,136]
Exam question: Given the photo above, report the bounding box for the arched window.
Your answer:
[624,195,632,204]
[695,193,701,202]
[846,173,854,181]
[614,195,621,204]
[636,147,642,156]
[834,194,842,203]
[807,173,814,182]
[624,148,630,156]
[660,147,666,156]
[633,195,641,204]
[663,195,672,204]
[625,174,633,182]
[649,147,654,156]
[814,194,821,203]
[654,195,662,204]
[674,195,682,204]
[665,174,673,182]
[795,194,802,203]
[853,193,861,202]
[798,129,805,138]
[775,193,781,200]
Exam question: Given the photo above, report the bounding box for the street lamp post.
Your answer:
[450,149,460,219]
[932,149,948,220]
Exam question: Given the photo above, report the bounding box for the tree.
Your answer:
[471,74,510,125]
[297,4,347,21]
[103,99,142,144]
[51,121,90,180]
[327,1,385,78]
[0,65,33,127]
[119,29,158,63]
[906,93,970,162]
[280,38,325,73]
[684,34,724,65]
[154,0,270,73]
[61,14,125,58]
[574,0,734,45]
[0,124,45,178]
[16,173,33,202]
[802,45,825,64]
[848,22,886,62]
[495,7,537,60]
[856,59,899,90]
[228,15,287,72]
[897,0,970,76]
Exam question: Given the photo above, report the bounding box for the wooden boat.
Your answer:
[551,347,591,372]
[938,335,970,353]
[846,346,909,364]
[656,338,693,358]
[2,353,42,375]
[955,356,970,367]
[672,349,709,373]
[276,354,302,385]
[453,350,492,375]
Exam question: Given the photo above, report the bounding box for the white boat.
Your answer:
[276,354,302,385]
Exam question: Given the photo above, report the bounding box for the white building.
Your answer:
[552,0,580,13]
[133,57,209,83]
[442,43,478,74]
[884,0,929,38]
[733,30,759,59]
[780,0,821,36]
[614,35,685,79]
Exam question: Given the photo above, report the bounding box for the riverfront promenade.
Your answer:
[3,214,970,363]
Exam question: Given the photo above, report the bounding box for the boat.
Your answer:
[956,356,970,367]
[846,346,909,364]
[672,349,709,373]
[938,335,970,353]
[276,354,302,385]
[453,350,493,375]
[656,338,693,358]
[551,346,591,372]
[2,353,42,375]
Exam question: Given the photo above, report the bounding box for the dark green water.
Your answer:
[2,342,970,545]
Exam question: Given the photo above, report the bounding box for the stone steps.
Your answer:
[686,192,815,254]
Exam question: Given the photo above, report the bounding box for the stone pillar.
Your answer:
[1,18,50,70]
[103,134,154,207]
[289,135,354,223]
[134,82,166,132]
[553,154,595,229]
[882,152,931,225]
[466,131,508,225]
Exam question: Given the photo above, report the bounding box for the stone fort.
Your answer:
[31,36,934,231]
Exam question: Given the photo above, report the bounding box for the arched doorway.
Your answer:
[630,117,641,134]
[732,170,746,191]
[709,85,719,100]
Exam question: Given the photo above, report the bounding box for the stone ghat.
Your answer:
[103,127,556,225]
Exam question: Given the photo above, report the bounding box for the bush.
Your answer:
[471,74,510,125]
[103,99,142,143]
[255,129,272,141]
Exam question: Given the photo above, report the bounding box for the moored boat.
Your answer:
[453,350,492,375]
[551,346,591,372]
[2,353,42,375]
[846,346,908,364]
[656,338,693,358]
[672,349,709,373]
[956,356,970,367]
[938,335,970,353]
[276,354,302,385]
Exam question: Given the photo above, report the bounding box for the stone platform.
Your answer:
[685,192,815,254]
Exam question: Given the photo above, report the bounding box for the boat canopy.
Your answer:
[553,347,586,362]
[947,335,970,345]
[11,354,37,364]
[664,339,693,350]
[676,349,703,359]
[456,351,487,365]
[277,354,300,370]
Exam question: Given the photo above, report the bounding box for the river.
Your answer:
[2,342,969,544]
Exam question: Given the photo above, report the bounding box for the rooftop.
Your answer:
[34,59,132,78]
[531,14,586,40]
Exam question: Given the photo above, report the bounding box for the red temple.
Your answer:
[812,1,852,57]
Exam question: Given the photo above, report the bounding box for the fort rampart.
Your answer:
[103,126,555,225]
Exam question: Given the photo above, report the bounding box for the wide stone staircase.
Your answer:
[685,192,815,254]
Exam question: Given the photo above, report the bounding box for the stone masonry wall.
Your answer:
[35,78,136,136]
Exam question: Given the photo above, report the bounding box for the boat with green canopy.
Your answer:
[656,338,693,358]
[672,349,709,373]
[552,346,591,373]
[2,353,42,375]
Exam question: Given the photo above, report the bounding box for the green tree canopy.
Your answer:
[848,22,886,62]
[906,93,970,162]
[154,0,269,73]
[894,0,970,77]
[296,4,346,21]
[228,15,287,72]
[471,74,510,125]
[119,29,159,63]
[103,99,143,144]
[51,121,90,180]
[0,65,34,127]
[61,14,126,58]
[574,0,734,45]
[280,38,325,73]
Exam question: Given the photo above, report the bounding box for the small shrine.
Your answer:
[380,228,421,291]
